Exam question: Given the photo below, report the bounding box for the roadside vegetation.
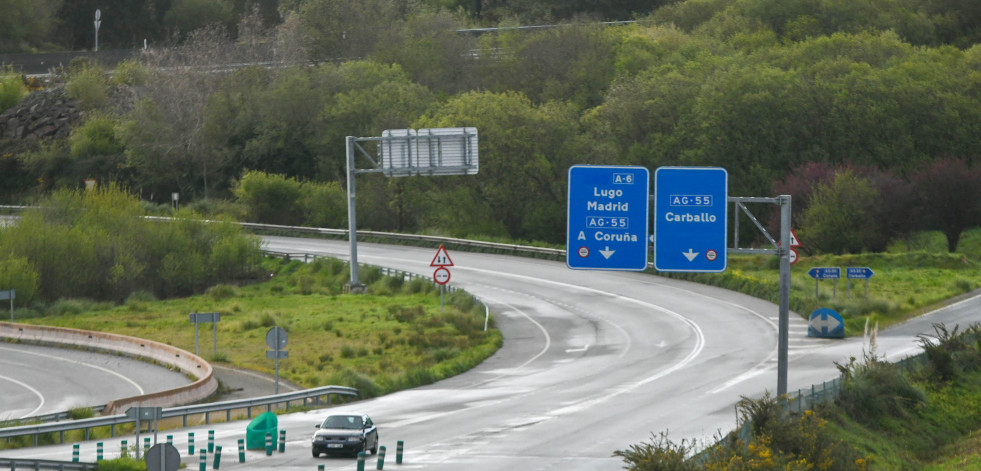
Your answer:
[616,324,981,470]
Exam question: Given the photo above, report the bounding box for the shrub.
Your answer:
[65,66,109,109]
[206,284,239,300]
[613,432,699,471]
[0,68,26,112]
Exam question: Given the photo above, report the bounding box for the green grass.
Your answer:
[12,257,502,398]
[662,228,981,335]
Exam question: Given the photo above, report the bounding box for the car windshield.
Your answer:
[321,415,363,429]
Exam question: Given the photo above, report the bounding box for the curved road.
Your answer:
[0,343,191,420]
[2,236,978,470]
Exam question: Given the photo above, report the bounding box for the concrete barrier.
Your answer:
[0,322,218,415]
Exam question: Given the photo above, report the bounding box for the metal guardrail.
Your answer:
[0,457,97,470]
[0,385,357,446]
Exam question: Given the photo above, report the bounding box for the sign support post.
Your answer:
[0,290,13,322]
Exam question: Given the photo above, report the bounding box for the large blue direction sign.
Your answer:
[567,165,649,270]
[808,267,841,279]
[654,167,728,272]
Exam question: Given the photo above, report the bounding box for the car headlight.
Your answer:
[347,436,363,442]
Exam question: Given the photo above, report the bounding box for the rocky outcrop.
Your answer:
[0,86,80,143]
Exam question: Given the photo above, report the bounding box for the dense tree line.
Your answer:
[1,0,980,254]
[0,185,262,304]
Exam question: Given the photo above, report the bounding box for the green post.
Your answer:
[237,438,245,463]
[121,439,128,458]
[318,465,325,471]
[97,442,103,461]
[72,444,79,462]
[357,451,366,471]
[208,430,215,453]
[144,437,151,456]
[278,429,286,453]
[396,440,403,464]
[213,445,222,469]
[376,445,386,469]
[167,435,173,445]
[265,432,273,456]
[189,432,195,455]
[199,447,207,471]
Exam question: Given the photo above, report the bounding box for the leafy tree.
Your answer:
[912,158,981,253]
[798,170,879,254]
[413,91,579,242]
[232,170,305,225]
[475,24,619,109]
[0,0,62,52]
[297,0,403,60]
[164,0,235,37]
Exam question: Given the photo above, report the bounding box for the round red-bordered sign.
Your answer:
[433,267,451,285]
[790,247,799,265]
[578,246,589,258]
[706,249,718,261]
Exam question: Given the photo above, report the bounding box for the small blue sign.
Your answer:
[654,167,728,272]
[808,267,841,279]
[846,267,874,279]
[567,165,650,271]
[808,308,845,338]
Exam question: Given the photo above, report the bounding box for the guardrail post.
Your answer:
[376,445,386,469]
[357,451,366,471]
[396,440,403,464]
[189,432,195,455]
[167,434,173,445]
[199,447,207,471]
[279,429,286,452]
[208,430,215,452]
[265,432,273,456]
[97,441,103,461]
[144,437,151,456]
[121,439,128,458]
[72,443,79,462]
[213,444,222,469]
[238,438,245,463]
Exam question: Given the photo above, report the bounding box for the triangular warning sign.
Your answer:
[789,229,801,247]
[430,245,454,267]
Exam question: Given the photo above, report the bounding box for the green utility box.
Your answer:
[245,411,278,450]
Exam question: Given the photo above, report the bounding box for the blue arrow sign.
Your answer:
[653,167,728,272]
[808,308,845,338]
[846,267,874,279]
[567,165,649,271]
[808,267,841,279]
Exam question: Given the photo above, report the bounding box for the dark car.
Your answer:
[311,413,379,457]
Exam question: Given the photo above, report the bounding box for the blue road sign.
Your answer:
[567,165,649,271]
[846,267,874,279]
[808,267,841,279]
[653,167,728,272]
[808,308,845,338]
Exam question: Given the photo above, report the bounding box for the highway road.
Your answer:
[1,235,977,470]
[0,343,191,420]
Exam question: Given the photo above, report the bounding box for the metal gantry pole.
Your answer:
[777,195,792,397]
[346,136,361,288]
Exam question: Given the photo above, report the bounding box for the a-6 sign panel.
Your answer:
[654,167,728,272]
[567,165,650,271]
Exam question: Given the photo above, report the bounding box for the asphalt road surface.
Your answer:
[1,236,978,470]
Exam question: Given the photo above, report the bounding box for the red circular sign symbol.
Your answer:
[790,248,799,265]
[705,249,718,261]
[578,246,589,258]
[433,267,451,285]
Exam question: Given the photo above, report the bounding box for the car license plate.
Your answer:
[328,443,343,448]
